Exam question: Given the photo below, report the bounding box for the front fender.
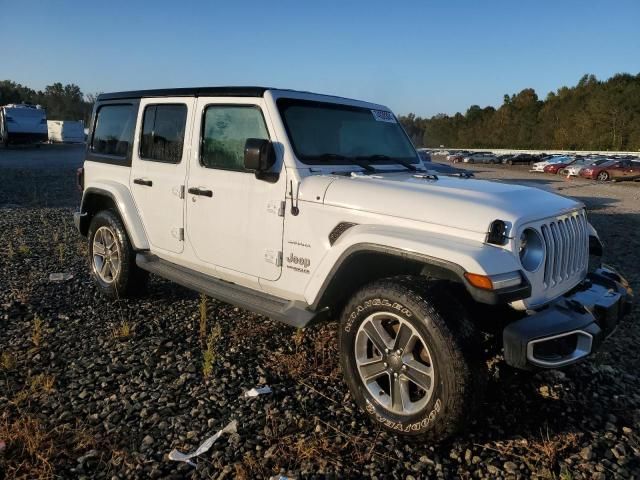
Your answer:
[81,181,149,250]
[305,224,524,307]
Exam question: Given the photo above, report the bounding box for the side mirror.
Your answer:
[244,138,276,174]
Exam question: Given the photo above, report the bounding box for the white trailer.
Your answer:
[0,104,48,146]
[47,120,85,143]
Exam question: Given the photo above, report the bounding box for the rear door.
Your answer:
[130,98,195,254]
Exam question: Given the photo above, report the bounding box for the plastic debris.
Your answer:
[168,420,237,466]
[49,273,74,282]
[244,386,272,397]
[269,475,297,480]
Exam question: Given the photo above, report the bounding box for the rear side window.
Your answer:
[91,104,136,157]
[201,106,269,170]
[140,104,188,163]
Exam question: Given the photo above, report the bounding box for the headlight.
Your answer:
[519,228,544,272]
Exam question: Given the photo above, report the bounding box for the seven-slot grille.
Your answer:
[539,210,589,289]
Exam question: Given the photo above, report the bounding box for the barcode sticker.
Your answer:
[371,109,396,123]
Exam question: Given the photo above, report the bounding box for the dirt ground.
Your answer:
[0,145,638,479]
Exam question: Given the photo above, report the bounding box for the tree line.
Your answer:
[0,80,96,124]
[400,73,640,151]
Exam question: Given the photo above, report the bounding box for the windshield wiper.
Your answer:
[311,153,376,173]
[356,154,417,172]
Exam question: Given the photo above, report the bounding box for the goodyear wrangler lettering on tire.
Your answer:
[344,298,412,332]
[338,276,486,441]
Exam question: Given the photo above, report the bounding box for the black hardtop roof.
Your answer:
[97,86,270,101]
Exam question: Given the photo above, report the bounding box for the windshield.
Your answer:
[277,98,418,165]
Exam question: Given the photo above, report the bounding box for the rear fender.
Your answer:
[80,182,149,250]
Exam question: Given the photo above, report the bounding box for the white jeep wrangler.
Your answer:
[75,87,632,441]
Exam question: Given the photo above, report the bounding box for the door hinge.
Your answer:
[178,227,184,241]
[179,185,185,199]
[278,200,286,217]
[276,251,283,267]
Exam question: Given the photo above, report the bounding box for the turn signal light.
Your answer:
[464,273,493,290]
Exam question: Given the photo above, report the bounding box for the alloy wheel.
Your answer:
[355,312,436,415]
[92,226,121,284]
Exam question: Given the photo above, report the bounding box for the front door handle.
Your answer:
[188,187,213,197]
[134,178,153,187]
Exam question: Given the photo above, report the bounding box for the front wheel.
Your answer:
[339,277,485,441]
[597,171,609,182]
[88,210,148,299]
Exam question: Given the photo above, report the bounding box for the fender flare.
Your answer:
[79,184,149,250]
[305,225,529,309]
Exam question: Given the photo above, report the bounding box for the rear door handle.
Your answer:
[188,187,213,197]
[134,178,153,187]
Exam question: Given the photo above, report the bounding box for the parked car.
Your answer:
[531,155,573,172]
[74,86,631,441]
[579,159,640,182]
[497,154,514,163]
[462,152,498,164]
[504,153,541,165]
[561,158,609,177]
[447,151,469,162]
[416,148,432,162]
[543,158,578,174]
[0,103,48,146]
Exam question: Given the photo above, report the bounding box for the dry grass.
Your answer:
[264,326,340,381]
[31,316,44,347]
[199,293,208,341]
[1,350,17,370]
[57,243,65,263]
[476,427,581,476]
[0,413,102,480]
[111,320,133,340]
[0,413,55,479]
[202,322,222,379]
[251,408,387,474]
[11,374,56,406]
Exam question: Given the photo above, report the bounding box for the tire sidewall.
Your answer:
[339,291,459,436]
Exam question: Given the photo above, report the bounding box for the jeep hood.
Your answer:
[321,172,582,234]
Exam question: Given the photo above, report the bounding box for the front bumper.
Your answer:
[503,266,633,370]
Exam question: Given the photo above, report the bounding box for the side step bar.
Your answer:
[136,254,322,328]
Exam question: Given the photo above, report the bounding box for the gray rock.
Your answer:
[580,446,593,460]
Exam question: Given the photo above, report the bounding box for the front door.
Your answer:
[130,98,194,254]
[186,98,286,280]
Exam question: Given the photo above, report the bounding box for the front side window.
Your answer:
[201,106,269,170]
[277,99,417,165]
[92,104,136,157]
[140,104,188,163]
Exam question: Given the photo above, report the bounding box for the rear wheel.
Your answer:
[597,171,609,182]
[88,210,148,299]
[339,277,485,441]
[507,160,513,165]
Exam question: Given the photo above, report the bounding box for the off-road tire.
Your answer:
[88,209,148,299]
[338,276,486,441]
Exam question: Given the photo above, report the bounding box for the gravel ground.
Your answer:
[1,147,639,479]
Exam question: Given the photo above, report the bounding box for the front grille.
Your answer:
[539,210,588,289]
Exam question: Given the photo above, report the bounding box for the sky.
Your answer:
[1,0,639,117]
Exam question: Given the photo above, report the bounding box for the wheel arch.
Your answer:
[79,185,149,250]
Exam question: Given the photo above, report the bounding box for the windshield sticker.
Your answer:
[371,110,396,123]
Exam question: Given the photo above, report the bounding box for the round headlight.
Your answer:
[519,228,544,272]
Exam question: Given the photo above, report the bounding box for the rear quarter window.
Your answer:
[89,102,139,165]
